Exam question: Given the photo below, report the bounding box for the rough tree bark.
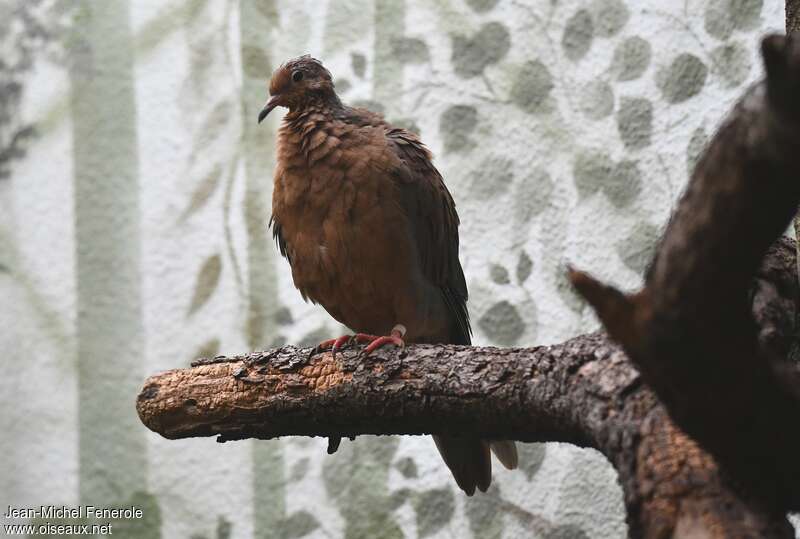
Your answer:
[787,0,800,285]
[789,0,800,33]
[138,35,800,538]
[789,0,800,283]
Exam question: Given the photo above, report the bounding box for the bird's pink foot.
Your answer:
[311,334,356,358]
[356,324,407,357]
[310,325,407,358]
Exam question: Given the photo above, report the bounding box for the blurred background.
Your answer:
[0,0,787,537]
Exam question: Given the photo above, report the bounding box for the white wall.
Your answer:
[0,0,786,537]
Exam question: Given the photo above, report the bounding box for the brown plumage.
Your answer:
[259,55,517,495]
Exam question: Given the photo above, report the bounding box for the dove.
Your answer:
[259,55,517,495]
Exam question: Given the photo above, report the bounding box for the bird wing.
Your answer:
[268,215,290,264]
[385,127,471,345]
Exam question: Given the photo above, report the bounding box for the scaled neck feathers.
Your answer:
[285,93,344,122]
[279,97,346,167]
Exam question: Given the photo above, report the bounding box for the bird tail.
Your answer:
[490,440,519,470]
[437,287,518,493]
[433,435,491,496]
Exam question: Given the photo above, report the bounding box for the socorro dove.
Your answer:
[258,55,518,495]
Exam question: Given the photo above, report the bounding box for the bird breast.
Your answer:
[271,118,416,333]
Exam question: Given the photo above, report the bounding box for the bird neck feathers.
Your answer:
[286,93,343,119]
[278,100,346,169]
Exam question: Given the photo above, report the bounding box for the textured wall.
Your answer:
[0,0,787,538]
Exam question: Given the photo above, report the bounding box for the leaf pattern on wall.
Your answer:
[275,510,321,539]
[412,487,455,537]
[616,221,660,274]
[242,45,271,79]
[465,485,506,539]
[188,254,222,316]
[687,126,710,174]
[517,251,533,284]
[490,263,511,284]
[451,22,511,78]
[178,164,223,223]
[510,60,555,114]
[563,10,594,61]
[0,1,66,180]
[395,457,418,478]
[440,105,478,153]
[656,53,708,104]
[192,99,234,158]
[216,516,232,539]
[390,37,430,63]
[519,443,547,480]
[323,437,403,538]
[479,300,526,346]
[611,36,652,80]
[289,457,311,482]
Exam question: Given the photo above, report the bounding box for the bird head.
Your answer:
[258,55,336,123]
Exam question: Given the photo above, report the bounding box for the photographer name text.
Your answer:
[4,505,143,520]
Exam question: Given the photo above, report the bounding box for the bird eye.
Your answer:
[292,70,303,83]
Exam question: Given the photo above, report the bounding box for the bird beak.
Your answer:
[258,96,281,124]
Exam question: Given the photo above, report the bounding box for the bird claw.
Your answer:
[359,335,405,357]
[356,325,407,359]
[312,325,407,360]
[310,334,357,359]
[327,436,342,454]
